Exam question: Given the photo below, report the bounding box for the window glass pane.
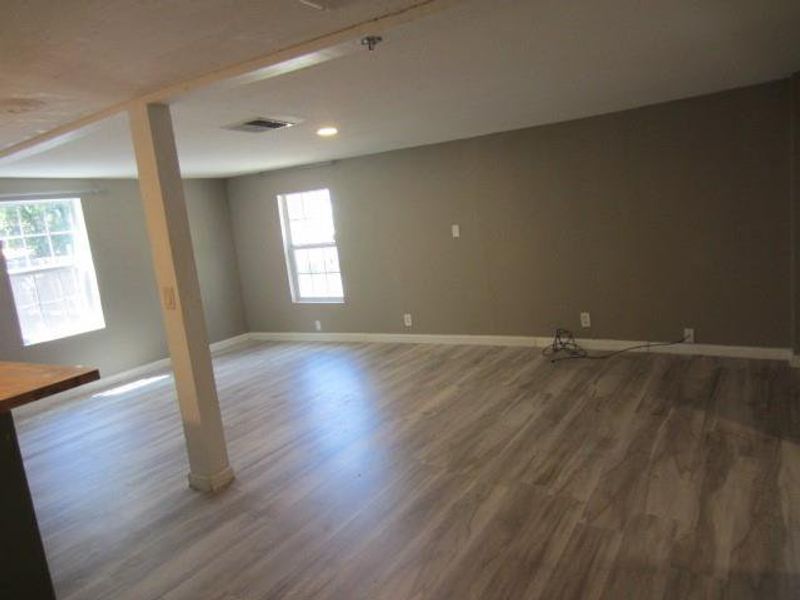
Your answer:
[19,204,47,235]
[323,247,340,273]
[298,274,313,298]
[284,190,335,247]
[289,220,310,246]
[42,300,73,333]
[26,236,52,266]
[286,194,305,220]
[311,274,327,297]
[303,192,331,219]
[0,198,105,345]
[291,221,333,246]
[0,206,20,236]
[35,269,78,305]
[33,270,63,305]
[327,273,343,298]
[51,233,75,258]
[2,238,29,271]
[307,248,325,274]
[16,304,46,343]
[45,202,74,232]
[294,248,311,274]
[307,219,334,244]
[9,274,37,307]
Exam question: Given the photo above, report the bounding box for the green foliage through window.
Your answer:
[0,198,105,345]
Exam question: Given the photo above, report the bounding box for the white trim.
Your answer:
[30,330,793,411]
[574,337,791,360]
[248,331,792,362]
[188,465,235,493]
[209,333,252,354]
[33,357,172,406]
[0,190,104,201]
[249,331,541,347]
[41,333,253,404]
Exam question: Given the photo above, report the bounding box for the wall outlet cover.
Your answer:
[683,328,695,343]
[403,313,413,327]
[580,312,591,328]
[314,320,322,331]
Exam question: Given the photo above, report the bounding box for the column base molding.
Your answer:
[188,465,235,493]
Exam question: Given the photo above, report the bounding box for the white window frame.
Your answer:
[0,196,106,345]
[277,189,345,304]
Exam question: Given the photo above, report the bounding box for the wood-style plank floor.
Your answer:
[13,341,800,599]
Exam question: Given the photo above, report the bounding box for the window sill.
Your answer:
[22,323,106,347]
[291,298,345,305]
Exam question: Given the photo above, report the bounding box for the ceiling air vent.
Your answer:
[226,117,296,133]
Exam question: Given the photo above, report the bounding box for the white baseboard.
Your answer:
[209,333,252,354]
[41,332,253,404]
[249,331,541,347]
[574,337,791,361]
[40,357,172,405]
[249,331,792,362]
[29,330,792,411]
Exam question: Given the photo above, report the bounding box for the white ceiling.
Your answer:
[2,0,800,179]
[0,0,423,152]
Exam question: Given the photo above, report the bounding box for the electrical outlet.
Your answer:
[580,312,591,328]
[451,224,460,238]
[314,320,322,332]
[162,286,176,311]
[403,313,413,327]
[683,328,695,343]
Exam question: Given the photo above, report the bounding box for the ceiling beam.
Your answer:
[0,0,462,165]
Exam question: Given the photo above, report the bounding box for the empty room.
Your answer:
[2,1,800,598]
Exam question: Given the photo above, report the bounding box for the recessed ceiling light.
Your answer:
[317,126,338,137]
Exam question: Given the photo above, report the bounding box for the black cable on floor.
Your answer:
[542,327,687,363]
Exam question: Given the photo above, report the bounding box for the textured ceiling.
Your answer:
[0,0,425,152]
[2,0,800,178]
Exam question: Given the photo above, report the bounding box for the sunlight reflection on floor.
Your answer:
[93,375,170,398]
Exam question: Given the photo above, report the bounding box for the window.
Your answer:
[277,188,344,303]
[0,198,105,345]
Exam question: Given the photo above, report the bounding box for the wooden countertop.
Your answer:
[0,361,100,412]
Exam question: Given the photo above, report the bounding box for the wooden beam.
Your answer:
[0,0,462,163]
[129,103,234,492]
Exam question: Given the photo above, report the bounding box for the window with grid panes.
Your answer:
[0,197,105,345]
[277,189,344,303]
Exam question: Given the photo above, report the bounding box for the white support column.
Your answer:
[129,103,234,491]
[792,73,800,366]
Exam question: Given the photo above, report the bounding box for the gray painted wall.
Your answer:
[228,80,791,348]
[0,178,246,375]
